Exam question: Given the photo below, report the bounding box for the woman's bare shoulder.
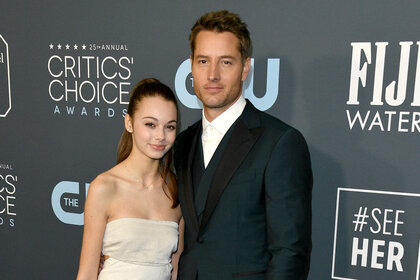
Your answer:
[87,168,120,200]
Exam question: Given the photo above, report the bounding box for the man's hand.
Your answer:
[98,253,105,275]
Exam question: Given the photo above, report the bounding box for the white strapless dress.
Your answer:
[98,218,179,280]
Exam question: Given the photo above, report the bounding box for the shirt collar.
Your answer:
[202,95,246,135]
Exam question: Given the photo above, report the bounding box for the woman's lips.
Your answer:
[150,144,166,151]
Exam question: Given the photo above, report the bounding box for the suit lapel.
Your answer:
[199,103,263,233]
[179,122,201,233]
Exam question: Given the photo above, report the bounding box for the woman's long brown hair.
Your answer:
[117,78,179,208]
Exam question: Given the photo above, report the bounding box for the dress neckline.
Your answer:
[106,217,178,227]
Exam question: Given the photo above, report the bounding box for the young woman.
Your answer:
[77,78,184,280]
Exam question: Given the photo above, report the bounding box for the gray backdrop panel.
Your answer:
[1,1,419,279]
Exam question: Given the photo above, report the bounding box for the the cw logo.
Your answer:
[0,34,11,117]
[51,181,89,226]
[175,58,280,111]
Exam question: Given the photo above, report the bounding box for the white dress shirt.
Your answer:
[201,95,246,168]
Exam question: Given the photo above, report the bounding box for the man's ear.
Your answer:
[241,57,251,81]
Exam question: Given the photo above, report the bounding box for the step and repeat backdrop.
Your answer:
[1,1,419,279]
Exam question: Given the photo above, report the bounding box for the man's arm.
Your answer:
[264,128,313,280]
[171,217,185,280]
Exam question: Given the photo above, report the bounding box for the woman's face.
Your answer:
[126,95,177,161]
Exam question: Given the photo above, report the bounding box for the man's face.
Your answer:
[191,31,250,120]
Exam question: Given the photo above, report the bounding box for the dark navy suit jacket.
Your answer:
[174,100,312,280]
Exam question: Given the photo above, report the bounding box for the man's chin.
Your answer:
[200,98,227,109]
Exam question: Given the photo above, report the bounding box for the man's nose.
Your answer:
[208,63,220,81]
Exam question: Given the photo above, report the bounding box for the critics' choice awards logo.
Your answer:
[347,42,420,133]
[332,188,420,279]
[0,165,17,228]
[48,43,134,118]
[175,58,280,111]
[51,181,89,226]
[0,34,12,117]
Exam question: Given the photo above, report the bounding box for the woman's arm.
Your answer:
[171,217,185,280]
[76,176,111,280]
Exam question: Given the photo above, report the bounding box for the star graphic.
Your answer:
[82,44,86,50]
[57,44,62,50]
[74,44,78,50]
[49,44,54,49]
[65,44,70,50]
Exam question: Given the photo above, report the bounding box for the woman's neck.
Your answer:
[121,152,161,187]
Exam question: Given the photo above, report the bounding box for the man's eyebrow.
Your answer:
[194,54,237,60]
[194,54,209,59]
[220,55,236,60]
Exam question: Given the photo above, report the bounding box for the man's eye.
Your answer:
[198,59,207,64]
[222,60,232,65]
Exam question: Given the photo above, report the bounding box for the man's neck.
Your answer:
[203,107,225,123]
[203,95,242,123]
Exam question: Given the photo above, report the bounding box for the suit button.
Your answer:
[197,237,204,244]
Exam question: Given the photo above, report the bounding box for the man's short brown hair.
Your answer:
[189,10,252,61]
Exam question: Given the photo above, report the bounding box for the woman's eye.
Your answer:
[167,125,176,130]
[145,123,155,127]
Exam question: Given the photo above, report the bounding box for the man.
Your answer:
[174,10,312,280]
